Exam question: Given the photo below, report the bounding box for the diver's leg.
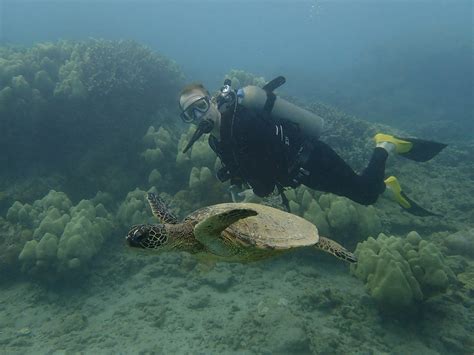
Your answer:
[299,141,387,205]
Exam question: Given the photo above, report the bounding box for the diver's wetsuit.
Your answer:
[209,104,387,205]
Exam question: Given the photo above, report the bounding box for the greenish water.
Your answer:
[0,2,473,352]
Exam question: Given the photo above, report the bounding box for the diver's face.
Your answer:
[179,90,220,125]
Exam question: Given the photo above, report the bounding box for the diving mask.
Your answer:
[180,95,211,123]
[180,95,217,153]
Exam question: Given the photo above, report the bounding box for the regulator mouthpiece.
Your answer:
[182,119,214,153]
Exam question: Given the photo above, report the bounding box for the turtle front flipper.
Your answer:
[315,237,357,263]
[147,192,178,224]
[194,208,258,257]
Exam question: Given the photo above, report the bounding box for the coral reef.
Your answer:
[6,190,115,279]
[224,69,266,90]
[54,39,183,105]
[350,231,454,312]
[176,126,218,172]
[0,49,472,353]
[141,124,228,213]
[444,228,474,258]
[285,187,381,244]
[0,219,31,281]
[0,40,184,199]
[117,188,158,228]
[457,263,474,291]
[142,125,178,188]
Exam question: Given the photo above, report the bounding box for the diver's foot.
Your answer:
[374,133,412,154]
[384,176,410,209]
[374,133,447,162]
[384,176,439,217]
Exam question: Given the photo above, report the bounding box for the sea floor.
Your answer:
[0,241,472,355]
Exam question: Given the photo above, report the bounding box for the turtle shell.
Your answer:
[185,202,319,250]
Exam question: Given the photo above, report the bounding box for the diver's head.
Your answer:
[179,83,221,153]
[179,84,220,125]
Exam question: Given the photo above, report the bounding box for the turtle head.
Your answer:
[126,224,169,250]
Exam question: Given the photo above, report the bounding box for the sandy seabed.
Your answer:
[1,241,472,355]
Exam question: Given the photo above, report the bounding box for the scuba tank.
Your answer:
[236,76,324,139]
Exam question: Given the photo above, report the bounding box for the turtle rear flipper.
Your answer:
[316,237,357,263]
[147,192,178,224]
[194,208,258,257]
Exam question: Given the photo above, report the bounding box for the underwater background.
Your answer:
[0,0,473,354]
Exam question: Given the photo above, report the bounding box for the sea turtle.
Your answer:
[126,192,357,263]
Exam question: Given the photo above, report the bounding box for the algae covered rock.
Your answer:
[32,208,70,240]
[9,190,115,279]
[189,167,213,189]
[176,126,216,171]
[0,220,32,280]
[35,233,59,261]
[6,201,36,227]
[351,231,454,312]
[117,187,157,228]
[55,199,113,272]
[141,126,180,189]
[0,39,185,187]
[11,75,32,99]
[54,67,86,100]
[325,195,381,241]
[142,126,175,165]
[304,207,330,237]
[327,198,357,231]
[6,190,72,228]
[187,166,229,207]
[148,169,163,186]
[285,188,381,242]
[224,69,266,89]
[443,228,474,258]
[18,240,38,265]
[33,70,55,95]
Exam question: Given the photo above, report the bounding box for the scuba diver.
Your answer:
[178,76,447,216]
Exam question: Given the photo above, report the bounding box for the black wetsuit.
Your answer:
[209,104,387,205]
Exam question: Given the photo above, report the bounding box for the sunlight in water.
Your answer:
[308,0,322,21]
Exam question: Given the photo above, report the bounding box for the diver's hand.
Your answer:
[228,184,242,202]
[238,189,255,201]
[228,185,256,203]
